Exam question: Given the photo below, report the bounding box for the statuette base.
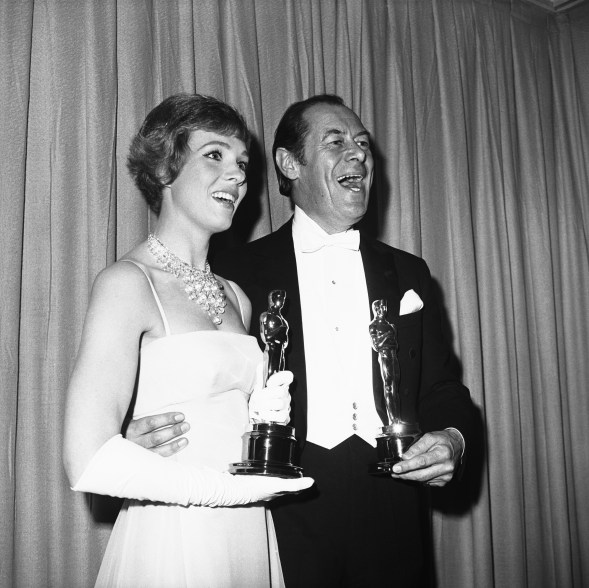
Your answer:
[229,422,303,479]
[369,421,422,475]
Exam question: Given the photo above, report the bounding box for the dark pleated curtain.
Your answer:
[1,1,588,586]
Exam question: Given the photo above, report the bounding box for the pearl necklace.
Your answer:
[147,234,227,325]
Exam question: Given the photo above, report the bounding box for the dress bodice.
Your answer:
[136,330,260,414]
[135,330,261,471]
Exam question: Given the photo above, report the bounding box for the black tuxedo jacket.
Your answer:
[215,218,473,450]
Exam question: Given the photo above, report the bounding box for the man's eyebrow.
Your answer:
[320,128,372,141]
[320,128,344,141]
[355,130,371,141]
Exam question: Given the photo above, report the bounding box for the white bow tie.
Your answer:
[300,229,360,253]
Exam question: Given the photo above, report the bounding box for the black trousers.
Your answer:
[270,436,431,588]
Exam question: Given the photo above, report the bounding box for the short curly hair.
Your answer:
[127,94,251,214]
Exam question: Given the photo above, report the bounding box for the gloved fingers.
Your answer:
[256,370,292,408]
[249,399,291,423]
[249,404,291,425]
[265,370,294,387]
[250,389,291,411]
[249,370,293,424]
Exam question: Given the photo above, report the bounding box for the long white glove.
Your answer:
[72,434,313,507]
[249,369,293,424]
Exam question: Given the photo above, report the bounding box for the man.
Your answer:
[128,95,473,586]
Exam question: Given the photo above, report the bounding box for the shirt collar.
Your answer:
[293,206,360,253]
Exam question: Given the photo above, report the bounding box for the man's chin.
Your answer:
[341,193,369,214]
[335,207,368,230]
[337,183,370,202]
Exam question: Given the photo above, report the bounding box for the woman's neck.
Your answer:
[151,221,210,270]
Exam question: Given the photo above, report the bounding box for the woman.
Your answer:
[63,94,312,587]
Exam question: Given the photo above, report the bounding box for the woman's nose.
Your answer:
[227,163,247,186]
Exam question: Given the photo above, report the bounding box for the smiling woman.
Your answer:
[161,129,249,238]
[61,93,313,587]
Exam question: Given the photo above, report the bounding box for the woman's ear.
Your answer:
[275,148,300,181]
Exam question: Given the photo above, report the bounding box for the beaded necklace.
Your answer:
[147,234,227,325]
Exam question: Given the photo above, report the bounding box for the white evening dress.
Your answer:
[95,264,284,588]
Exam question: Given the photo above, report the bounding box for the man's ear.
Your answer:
[275,148,300,181]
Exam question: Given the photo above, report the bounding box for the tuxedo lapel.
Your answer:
[360,235,401,426]
[252,222,299,292]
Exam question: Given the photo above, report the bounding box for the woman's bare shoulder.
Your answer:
[93,258,147,298]
[88,244,160,327]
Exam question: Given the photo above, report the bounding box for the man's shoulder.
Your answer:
[362,233,428,272]
[244,224,288,251]
[213,218,293,277]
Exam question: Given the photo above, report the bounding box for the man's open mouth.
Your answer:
[337,174,364,191]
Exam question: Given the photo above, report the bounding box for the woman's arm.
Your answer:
[63,262,154,486]
[63,263,313,505]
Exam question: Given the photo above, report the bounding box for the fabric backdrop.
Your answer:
[1,1,588,586]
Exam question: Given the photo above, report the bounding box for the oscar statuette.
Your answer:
[368,299,421,475]
[229,290,303,478]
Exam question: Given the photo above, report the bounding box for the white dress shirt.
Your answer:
[292,206,383,449]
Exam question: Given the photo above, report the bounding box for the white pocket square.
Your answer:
[399,289,424,315]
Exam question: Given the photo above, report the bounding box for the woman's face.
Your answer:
[167,129,249,235]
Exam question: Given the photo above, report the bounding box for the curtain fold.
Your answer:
[2,1,588,586]
[0,3,32,587]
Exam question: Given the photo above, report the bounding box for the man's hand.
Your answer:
[390,429,464,487]
[124,413,190,457]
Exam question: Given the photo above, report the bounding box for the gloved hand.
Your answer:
[248,369,293,425]
[73,434,313,507]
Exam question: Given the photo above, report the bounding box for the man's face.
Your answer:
[290,103,374,234]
